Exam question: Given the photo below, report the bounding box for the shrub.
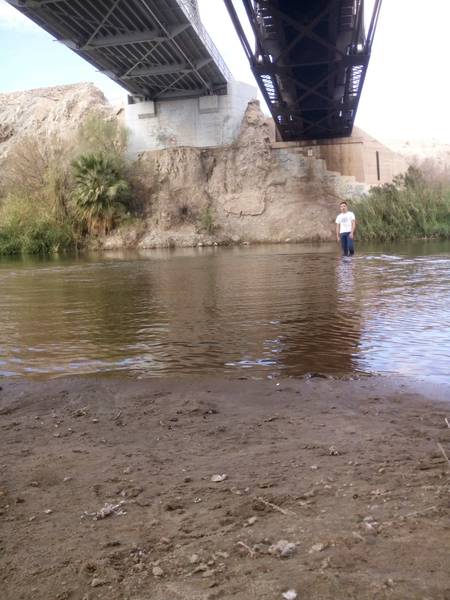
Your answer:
[71,153,130,236]
[0,113,134,254]
[353,166,450,241]
[0,194,74,255]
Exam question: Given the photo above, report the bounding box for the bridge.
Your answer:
[6,0,381,150]
[224,0,382,141]
[6,0,231,99]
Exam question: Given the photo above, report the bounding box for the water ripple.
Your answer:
[0,243,449,381]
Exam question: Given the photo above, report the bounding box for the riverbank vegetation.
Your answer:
[354,165,450,241]
[0,114,133,255]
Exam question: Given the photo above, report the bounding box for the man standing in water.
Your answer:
[336,201,356,256]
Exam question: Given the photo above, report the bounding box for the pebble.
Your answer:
[152,566,164,578]
[211,474,228,483]
[282,591,298,600]
[189,554,200,564]
[202,569,215,578]
[91,578,105,588]
[309,543,326,553]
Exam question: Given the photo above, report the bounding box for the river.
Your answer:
[0,241,449,381]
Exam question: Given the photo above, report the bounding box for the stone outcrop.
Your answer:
[106,100,367,248]
[0,83,109,161]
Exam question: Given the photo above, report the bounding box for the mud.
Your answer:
[0,375,449,599]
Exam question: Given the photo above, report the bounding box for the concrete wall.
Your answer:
[272,127,409,186]
[125,81,257,156]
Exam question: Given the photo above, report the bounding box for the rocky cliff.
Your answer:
[106,100,367,248]
[0,83,109,161]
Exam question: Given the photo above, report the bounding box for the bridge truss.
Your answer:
[6,0,231,99]
[224,0,382,141]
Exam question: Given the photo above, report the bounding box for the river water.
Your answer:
[0,241,449,382]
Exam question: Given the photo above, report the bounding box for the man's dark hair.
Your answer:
[339,201,347,206]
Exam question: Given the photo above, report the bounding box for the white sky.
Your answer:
[1,0,450,143]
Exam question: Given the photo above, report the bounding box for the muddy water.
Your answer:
[0,241,449,381]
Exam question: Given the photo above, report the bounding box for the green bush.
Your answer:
[0,195,74,255]
[0,113,133,255]
[353,167,450,241]
[71,153,130,236]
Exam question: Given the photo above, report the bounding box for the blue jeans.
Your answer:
[340,232,355,256]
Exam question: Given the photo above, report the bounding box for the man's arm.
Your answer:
[336,223,340,241]
[350,217,356,238]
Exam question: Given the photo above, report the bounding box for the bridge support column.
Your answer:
[125,81,257,156]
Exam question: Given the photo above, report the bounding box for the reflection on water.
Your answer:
[0,241,449,381]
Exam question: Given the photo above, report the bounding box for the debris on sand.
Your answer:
[211,474,228,482]
[282,591,298,600]
[268,540,297,558]
[82,501,126,520]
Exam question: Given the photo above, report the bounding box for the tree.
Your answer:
[71,153,130,236]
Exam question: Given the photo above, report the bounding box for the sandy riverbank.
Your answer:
[0,375,449,600]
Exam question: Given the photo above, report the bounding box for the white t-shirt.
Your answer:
[336,211,355,234]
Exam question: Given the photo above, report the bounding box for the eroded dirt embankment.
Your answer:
[106,101,367,249]
[1,375,449,600]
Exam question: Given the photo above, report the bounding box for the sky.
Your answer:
[1,0,450,143]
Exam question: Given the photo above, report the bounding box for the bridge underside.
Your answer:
[7,0,230,99]
[225,0,381,141]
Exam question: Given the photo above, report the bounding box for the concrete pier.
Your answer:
[125,81,257,156]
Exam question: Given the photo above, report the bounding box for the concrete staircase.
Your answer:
[273,146,369,199]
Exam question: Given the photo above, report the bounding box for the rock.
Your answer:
[269,540,297,558]
[1,84,108,156]
[189,554,200,564]
[282,591,298,600]
[193,563,208,573]
[91,578,106,588]
[246,516,258,526]
[152,566,164,578]
[329,446,340,456]
[211,474,228,483]
[202,569,215,578]
[309,543,326,553]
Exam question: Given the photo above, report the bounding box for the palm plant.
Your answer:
[71,153,130,235]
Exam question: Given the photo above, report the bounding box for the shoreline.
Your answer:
[1,375,449,599]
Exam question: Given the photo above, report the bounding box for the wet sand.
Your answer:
[0,375,449,600]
